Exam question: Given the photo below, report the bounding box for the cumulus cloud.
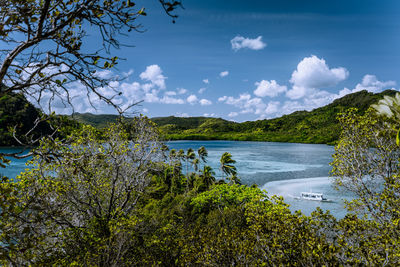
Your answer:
[264,101,280,114]
[118,65,187,108]
[286,55,348,99]
[199,98,212,106]
[187,94,198,105]
[160,96,185,104]
[254,80,287,98]
[231,35,267,51]
[94,69,114,79]
[228,112,238,118]
[203,113,216,117]
[165,91,177,96]
[218,93,266,115]
[334,75,396,101]
[198,87,206,94]
[220,71,229,78]
[177,88,187,94]
[203,79,209,84]
[352,74,396,93]
[176,112,189,117]
[139,64,167,89]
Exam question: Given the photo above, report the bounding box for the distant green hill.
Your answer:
[58,90,398,145]
[70,113,120,129]
[153,90,398,145]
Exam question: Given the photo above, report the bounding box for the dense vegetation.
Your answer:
[0,93,53,146]
[156,90,397,144]
[0,93,81,147]
[68,90,397,145]
[70,112,120,129]
[2,111,400,265]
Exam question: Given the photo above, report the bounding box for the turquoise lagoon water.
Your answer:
[0,141,352,217]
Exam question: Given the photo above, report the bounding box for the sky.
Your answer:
[49,0,400,121]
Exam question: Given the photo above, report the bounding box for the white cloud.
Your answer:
[219,93,266,115]
[286,55,348,99]
[352,74,396,93]
[220,71,229,78]
[254,80,287,98]
[203,79,209,84]
[203,113,216,117]
[199,99,212,106]
[187,94,198,105]
[281,101,306,115]
[198,87,206,94]
[165,91,177,96]
[265,101,280,114]
[94,69,113,79]
[142,108,149,113]
[218,96,228,102]
[177,88,187,94]
[160,96,185,104]
[333,75,396,101]
[176,112,189,117]
[139,64,166,89]
[231,35,267,51]
[228,112,238,117]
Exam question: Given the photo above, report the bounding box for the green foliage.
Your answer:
[330,105,400,264]
[155,90,398,144]
[0,117,163,265]
[70,112,121,129]
[3,90,400,265]
[331,108,399,220]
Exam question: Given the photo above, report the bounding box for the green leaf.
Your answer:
[396,129,400,146]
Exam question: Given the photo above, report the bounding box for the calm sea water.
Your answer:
[0,141,352,217]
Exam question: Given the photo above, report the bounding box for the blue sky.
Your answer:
[65,0,400,121]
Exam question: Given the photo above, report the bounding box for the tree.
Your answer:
[197,146,208,164]
[220,152,237,180]
[0,0,181,113]
[199,165,215,189]
[331,108,400,222]
[331,106,400,264]
[0,116,164,265]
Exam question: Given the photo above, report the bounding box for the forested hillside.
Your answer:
[0,93,53,146]
[0,93,81,146]
[156,89,397,144]
[1,90,397,146]
[70,113,120,128]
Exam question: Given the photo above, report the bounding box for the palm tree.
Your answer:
[184,148,196,191]
[185,148,196,174]
[197,146,208,164]
[200,165,216,188]
[220,152,237,180]
[192,158,200,173]
[227,174,241,185]
[177,149,185,164]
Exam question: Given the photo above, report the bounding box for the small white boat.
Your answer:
[295,192,332,202]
